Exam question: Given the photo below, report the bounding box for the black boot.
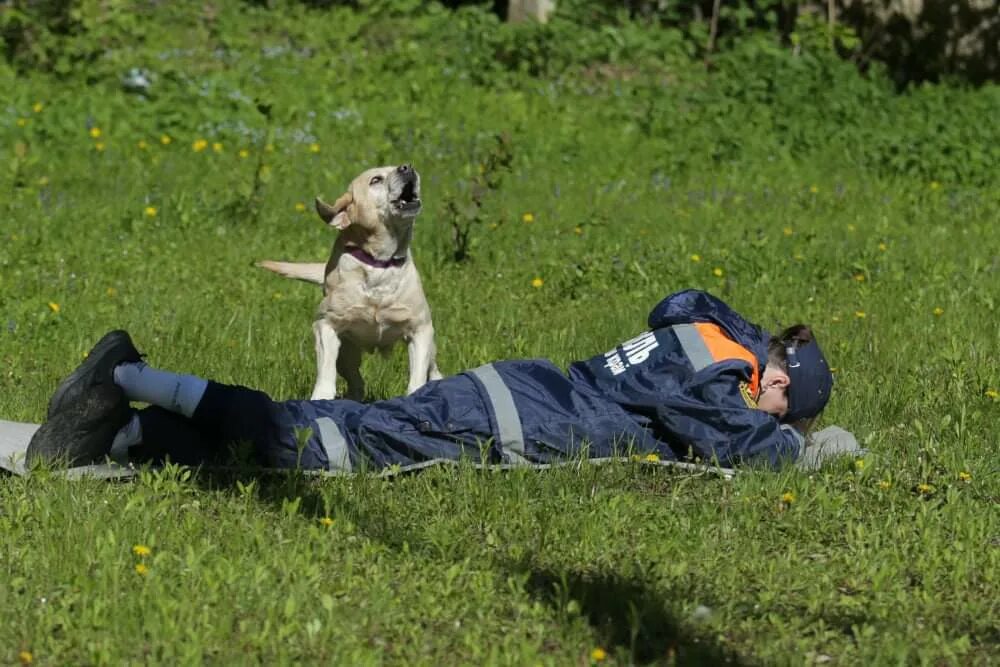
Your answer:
[47,330,142,419]
[28,384,132,468]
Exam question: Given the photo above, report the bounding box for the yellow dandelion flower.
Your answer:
[309,143,320,154]
[16,118,28,127]
[985,389,999,400]
[144,206,157,218]
[590,647,607,662]
[809,185,819,194]
[212,142,223,153]
[916,483,934,495]
[319,517,334,527]
[33,102,44,113]
[137,140,148,150]
[933,307,944,316]
[783,227,793,236]
[829,366,838,372]
[574,226,583,235]
[929,181,941,191]
[160,134,172,145]
[47,302,60,314]
[522,212,534,223]
[713,267,724,277]
[878,242,887,251]
[132,544,152,557]
[643,453,660,463]
[855,310,866,319]
[958,471,971,483]
[690,254,701,262]
[854,458,865,471]
[89,127,102,139]
[847,223,856,232]
[192,139,208,152]
[238,149,249,159]
[781,491,795,504]
[488,222,498,230]
[18,650,32,665]
[94,142,105,152]
[531,277,544,288]
[107,287,117,298]
[134,563,149,576]
[854,273,865,282]
[294,202,306,212]
[877,480,891,490]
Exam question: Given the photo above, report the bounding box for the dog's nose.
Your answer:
[397,164,411,174]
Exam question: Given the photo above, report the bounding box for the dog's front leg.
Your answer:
[406,324,438,395]
[311,318,341,400]
[427,338,443,381]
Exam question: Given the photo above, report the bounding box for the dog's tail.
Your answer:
[256,260,326,285]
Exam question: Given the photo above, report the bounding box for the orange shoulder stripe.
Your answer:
[692,322,761,397]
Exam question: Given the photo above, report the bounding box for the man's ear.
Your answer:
[315,192,353,230]
[769,370,791,390]
[762,366,791,391]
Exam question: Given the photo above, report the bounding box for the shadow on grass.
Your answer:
[519,564,747,666]
[192,470,748,666]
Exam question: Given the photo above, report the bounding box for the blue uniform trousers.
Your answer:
[131,360,670,471]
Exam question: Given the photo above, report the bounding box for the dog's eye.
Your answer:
[369,176,384,186]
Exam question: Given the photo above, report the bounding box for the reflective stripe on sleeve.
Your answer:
[315,417,353,472]
[672,323,715,371]
[469,363,528,464]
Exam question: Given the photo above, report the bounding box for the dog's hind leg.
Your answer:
[337,339,365,402]
[310,318,341,400]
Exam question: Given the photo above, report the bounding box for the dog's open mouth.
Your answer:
[392,179,422,216]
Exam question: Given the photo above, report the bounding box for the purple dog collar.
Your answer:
[345,246,407,269]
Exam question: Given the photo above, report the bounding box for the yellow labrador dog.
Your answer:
[258,164,442,400]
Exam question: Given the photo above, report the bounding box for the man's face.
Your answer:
[757,365,790,418]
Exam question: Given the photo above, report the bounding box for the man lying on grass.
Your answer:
[27,290,834,473]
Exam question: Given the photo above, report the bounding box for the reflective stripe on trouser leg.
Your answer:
[469,364,527,464]
[672,323,714,371]
[315,417,353,472]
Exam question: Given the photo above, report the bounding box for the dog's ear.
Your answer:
[316,192,353,230]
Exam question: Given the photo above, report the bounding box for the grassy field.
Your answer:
[1,2,998,665]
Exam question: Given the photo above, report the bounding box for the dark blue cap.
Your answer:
[783,339,834,423]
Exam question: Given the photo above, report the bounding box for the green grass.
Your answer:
[2,2,999,665]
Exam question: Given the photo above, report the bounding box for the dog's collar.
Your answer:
[345,245,407,269]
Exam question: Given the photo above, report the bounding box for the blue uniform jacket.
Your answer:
[269,290,803,472]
